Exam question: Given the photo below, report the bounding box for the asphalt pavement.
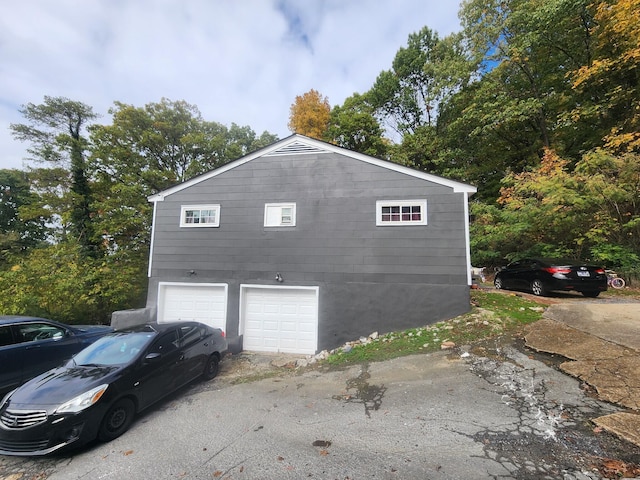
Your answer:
[2,296,640,479]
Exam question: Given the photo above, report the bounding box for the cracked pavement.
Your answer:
[2,296,640,479]
[2,335,639,480]
[526,301,640,450]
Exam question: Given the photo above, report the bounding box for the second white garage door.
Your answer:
[157,282,227,331]
[241,286,319,354]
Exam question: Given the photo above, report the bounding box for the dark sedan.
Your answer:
[0,321,228,456]
[494,258,608,297]
[0,316,113,395]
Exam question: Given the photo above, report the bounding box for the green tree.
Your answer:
[0,241,145,324]
[368,28,472,137]
[0,169,47,264]
[472,147,640,275]
[288,89,331,139]
[89,98,277,260]
[10,96,99,251]
[325,93,388,158]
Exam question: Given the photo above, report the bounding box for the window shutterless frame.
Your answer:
[264,203,296,227]
[180,205,221,227]
[376,199,427,226]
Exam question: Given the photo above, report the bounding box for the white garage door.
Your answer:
[158,283,227,331]
[241,286,318,354]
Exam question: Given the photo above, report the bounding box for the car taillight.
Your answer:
[595,268,605,274]
[544,267,571,274]
[220,331,225,338]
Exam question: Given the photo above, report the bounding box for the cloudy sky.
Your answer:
[0,0,462,170]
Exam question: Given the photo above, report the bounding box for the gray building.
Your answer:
[116,134,477,354]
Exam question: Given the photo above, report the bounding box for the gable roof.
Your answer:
[148,134,477,202]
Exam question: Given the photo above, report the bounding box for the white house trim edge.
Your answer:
[148,135,477,203]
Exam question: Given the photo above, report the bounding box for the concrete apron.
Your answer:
[525,303,640,448]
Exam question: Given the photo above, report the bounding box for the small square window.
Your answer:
[376,200,427,226]
[180,205,220,228]
[265,203,296,227]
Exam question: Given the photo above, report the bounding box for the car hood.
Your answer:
[7,365,121,408]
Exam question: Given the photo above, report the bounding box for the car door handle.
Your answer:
[179,354,185,361]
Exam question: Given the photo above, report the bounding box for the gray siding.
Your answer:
[147,151,471,351]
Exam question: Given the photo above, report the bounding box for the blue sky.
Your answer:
[0,0,462,170]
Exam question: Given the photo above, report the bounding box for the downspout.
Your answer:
[464,192,473,286]
[147,201,158,278]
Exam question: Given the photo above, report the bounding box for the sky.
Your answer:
[0,0,462,170]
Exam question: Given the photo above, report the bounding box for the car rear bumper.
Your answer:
[548,277,608,292]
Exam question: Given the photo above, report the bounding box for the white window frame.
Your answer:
[264,203,296,227]
[180,205,220,227]
[376,199,427,226]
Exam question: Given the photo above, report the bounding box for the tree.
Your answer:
[570,0,640,153]
[325,93,388,158]
[288,89,331,139]
[457,0,597,161]
[0,241,146,324]
[10,96,99,251]
[89,98,278,258]
[0,169,47,264]
[471,147,640,274]
[368,28,472,137]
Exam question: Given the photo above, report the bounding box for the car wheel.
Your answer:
[494,277,504,290]
[531,279,547,296]
[98,398,135,442]
[203,354,220,380]
[582,291,600,298]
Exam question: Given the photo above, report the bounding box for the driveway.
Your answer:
[1,295,640,479]
[525,300,640,451]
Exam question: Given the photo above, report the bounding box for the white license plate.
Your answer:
[577,271,590,277]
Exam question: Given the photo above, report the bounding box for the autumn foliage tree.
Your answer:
[288,89,331,139]
[570,0,640,152]
[471,147,640,274]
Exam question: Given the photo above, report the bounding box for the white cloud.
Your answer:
[0,0,461,169]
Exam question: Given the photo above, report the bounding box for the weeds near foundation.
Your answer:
[325,290,544,367]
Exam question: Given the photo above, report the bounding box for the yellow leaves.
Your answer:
[287,89,331,139]
[498,148,569,207]
[605,131,640,153]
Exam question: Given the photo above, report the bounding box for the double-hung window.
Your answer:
[180,205,220,227]
[264,203,296,227]
[376,200,427,226]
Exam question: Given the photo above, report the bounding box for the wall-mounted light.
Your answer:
[275,272,284,283]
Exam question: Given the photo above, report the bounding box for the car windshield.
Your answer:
[73,331,156,366]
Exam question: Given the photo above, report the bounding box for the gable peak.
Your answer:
[265,139,329,156]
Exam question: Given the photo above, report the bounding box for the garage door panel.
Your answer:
[241,287,318,354]
[264,305,280,314]
[158,283,227,331]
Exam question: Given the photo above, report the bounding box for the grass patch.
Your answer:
[324,290,545,367]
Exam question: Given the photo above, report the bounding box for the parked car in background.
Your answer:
[494,258,608,297]
[0,316,113,395]
[0,321,228,456]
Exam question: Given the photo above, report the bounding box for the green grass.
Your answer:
[324,290,545,367]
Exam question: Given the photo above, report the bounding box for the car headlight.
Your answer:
[55,384,109,414]
[1,389,16,409]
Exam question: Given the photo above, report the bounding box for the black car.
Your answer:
[494,258,608,297]
[0,316,113,395]
[0,321,228,456]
